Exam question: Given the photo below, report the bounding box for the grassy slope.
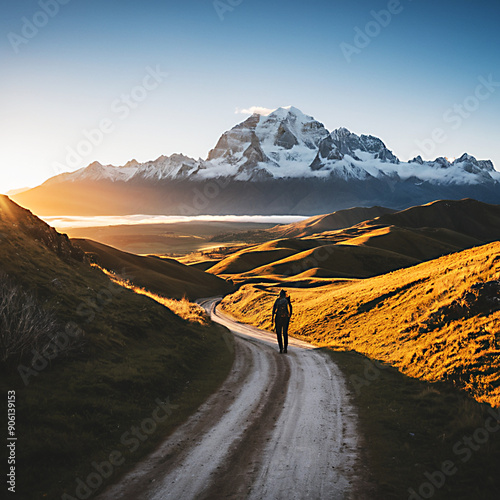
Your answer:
[220,242,500,498]
[336,225,482,259]
[72,238,234,300]
[241,243,419,278]
[325,349,500,499]
[210,205,395,243]
[206,239,319,275]
[207,236,420,280]
[274,205,395,237]
[373,198,500,240]
[208,199,500,283]
[0,196,234,499]
[220,242,500,407]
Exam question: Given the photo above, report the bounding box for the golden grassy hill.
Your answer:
[220,241,500,407]
[208,199,500,283]
[208,198,499,249]
[206,226,467,282]
[239,243,419,279]
[335,225,482,260]
[207,247,297,275]
[373,198,500,240]
[73,238,233,300]
[209,205,395,243]
[0,195,233,499]
[206,238,319,275]
[271,205,395,237]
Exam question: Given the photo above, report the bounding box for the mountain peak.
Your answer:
[332,127,352,136]
[122,159,139,169]
[451,153,495,174]
[268,105,316,122]
[87,161,104,170]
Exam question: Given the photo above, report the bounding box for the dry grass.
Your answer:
[134,292,210,325]
[207,200,500,283]
[96,265,210,325]
[220,242,500,407]
[0,275,66,363]
[73,238,233,300]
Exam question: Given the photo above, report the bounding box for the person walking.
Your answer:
[272,289,292,354]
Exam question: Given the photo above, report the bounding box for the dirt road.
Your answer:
[97,299,364,499]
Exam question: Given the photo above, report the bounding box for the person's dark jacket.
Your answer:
[272,296,292,324]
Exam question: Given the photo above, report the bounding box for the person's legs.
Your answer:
[282,319,289,353]
[275,322,283,352]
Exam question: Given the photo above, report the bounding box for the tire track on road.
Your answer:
[97,298,364,499]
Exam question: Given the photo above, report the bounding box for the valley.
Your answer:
[2,194,500,499]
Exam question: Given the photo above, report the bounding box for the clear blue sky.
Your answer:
[1,0,499,192]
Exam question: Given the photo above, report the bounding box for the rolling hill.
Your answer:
[210,205,395,243]
[207,199,500,283]
[371,198,500,241]
[273,205,396,237]
[72,238,233,300]
[220,241,500,407]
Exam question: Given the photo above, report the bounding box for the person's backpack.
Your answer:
[276,297,290,319]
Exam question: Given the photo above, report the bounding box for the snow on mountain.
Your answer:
[133,154,199,180]
[43,155,200,186]
[42,161,139,186]
[46,106,499,187]
[202,106,330,180]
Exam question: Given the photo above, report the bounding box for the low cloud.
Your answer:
[235,106,275,116]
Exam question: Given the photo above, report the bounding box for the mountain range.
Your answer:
[13,106,500,215]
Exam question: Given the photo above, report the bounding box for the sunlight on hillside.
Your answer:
[220,242,500,407]
[93,264,210,325]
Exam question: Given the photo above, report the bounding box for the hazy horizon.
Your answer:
[41,213,308,230]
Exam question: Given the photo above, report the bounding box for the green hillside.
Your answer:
[0,196,233,499]
[73,238,233,300]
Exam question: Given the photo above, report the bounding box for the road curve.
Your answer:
[97,298,363,500]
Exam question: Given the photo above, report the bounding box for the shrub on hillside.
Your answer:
[0,274,79,364]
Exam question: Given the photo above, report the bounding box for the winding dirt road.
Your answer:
[97,299,364,499]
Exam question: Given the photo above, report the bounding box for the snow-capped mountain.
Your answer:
[14,106,500,216]
[45,106,499,185]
